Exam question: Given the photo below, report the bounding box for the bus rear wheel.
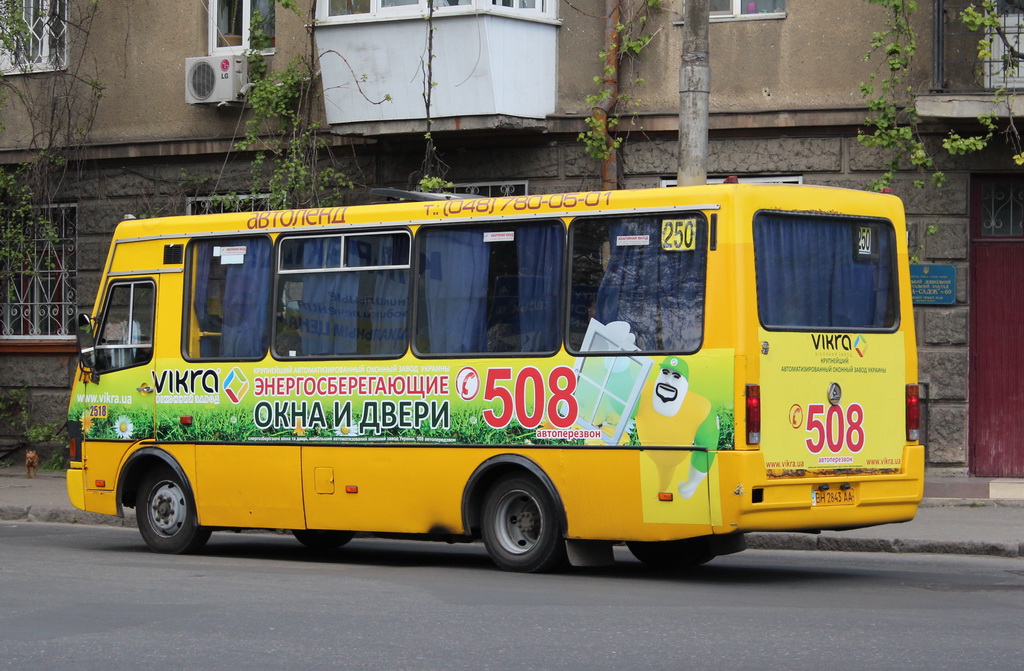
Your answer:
[136,465,211,554]
[482,474,567,573]
[292,529,355,552]
[626,538,715,570]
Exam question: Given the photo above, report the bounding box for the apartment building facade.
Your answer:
[1,0,1021,476]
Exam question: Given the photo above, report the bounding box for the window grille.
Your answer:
[1,203,77,338]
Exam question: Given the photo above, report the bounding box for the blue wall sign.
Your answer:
[910,264,956,305]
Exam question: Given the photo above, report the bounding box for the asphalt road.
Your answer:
[2,523,1022,671]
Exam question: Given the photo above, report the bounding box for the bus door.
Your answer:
[74,279,159,490]
[753,212,908,491]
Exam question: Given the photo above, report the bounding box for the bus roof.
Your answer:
[110,183,904,242]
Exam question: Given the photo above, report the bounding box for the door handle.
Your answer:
[137,385,154,393]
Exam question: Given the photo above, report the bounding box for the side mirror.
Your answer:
[75,313,99,381]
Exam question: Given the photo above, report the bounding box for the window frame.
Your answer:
[317,0,557,25]
[186,193,274,216]
[273,229,413,360]
[709,0,786,21]
[93,280,156,374]
[208,0,276,55]
[0,203,77,340]
[0,0,67,74]
[566,211,710,356]
[412,219,566,358]
[182,235,274,361]
[752,210,901,333]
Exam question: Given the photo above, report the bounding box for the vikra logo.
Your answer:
[152,368,220,395]
[810,334,855,352]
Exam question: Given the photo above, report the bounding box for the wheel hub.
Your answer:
[495,490,542,554]
[149,482,185,537]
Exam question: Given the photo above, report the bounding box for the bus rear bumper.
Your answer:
[717,444,926,533]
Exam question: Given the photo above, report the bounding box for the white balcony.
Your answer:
[315,4,558,131]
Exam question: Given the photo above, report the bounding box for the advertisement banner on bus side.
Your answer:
[68,349,736,450]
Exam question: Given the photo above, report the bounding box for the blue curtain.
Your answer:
[350,234,408,356]
[298,237,359,356]
[516,224,562,352]
[220,238,272,358]
[754,215,894,328]
[419,229,490,353]
[595,219,705,351]
[370,268,408,355]
[192,238,270,358]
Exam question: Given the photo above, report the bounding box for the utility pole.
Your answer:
[678,0,710,186]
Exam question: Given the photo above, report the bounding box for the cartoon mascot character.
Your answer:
[633,356,719,498]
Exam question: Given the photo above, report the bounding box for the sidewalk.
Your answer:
[1,466,1022,558]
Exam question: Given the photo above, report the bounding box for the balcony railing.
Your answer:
[935,0,1024,92]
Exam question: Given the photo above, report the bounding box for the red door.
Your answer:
[969,177,1024,476]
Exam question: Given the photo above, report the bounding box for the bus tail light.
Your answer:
[746,384,761,445]
[906,384,920,441]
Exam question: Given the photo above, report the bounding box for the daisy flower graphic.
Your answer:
[334,423,360,437]
[114,415,134,439]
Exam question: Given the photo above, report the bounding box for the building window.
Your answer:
[710,0,785,20]
[209,0,275,52]
[452,181,528,198]
[1,204,77,339]
[322,0,554,22]
[186,193,273,216]
[980,181,1024,237]
[0,0,67,73]
[660,175,803,187]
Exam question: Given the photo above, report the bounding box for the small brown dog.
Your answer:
[25,449,38,479]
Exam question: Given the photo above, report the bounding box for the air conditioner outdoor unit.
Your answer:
[185,55,248,105]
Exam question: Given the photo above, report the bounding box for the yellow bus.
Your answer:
[66,183,924,572]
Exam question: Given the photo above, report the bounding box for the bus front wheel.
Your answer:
[626,538,715,570]
[482,474,567,573]
[136,465,211,554]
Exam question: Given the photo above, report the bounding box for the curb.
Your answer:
[1,504,136,527]
[745,532,1024,558]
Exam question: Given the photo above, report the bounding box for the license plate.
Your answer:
[812,486,856,506]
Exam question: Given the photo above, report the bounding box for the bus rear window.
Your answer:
[753,212,898,330]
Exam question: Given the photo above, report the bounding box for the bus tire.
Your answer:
[136,465,211,554]
[292,529,355,552]
[626,538,715,570]
[482,473,567,573]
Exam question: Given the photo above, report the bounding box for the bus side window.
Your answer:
[94,281,155,373]
[414,222,563,356]
[274,232,410,359]
[186,237,272,360]
[568,214,708,354]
